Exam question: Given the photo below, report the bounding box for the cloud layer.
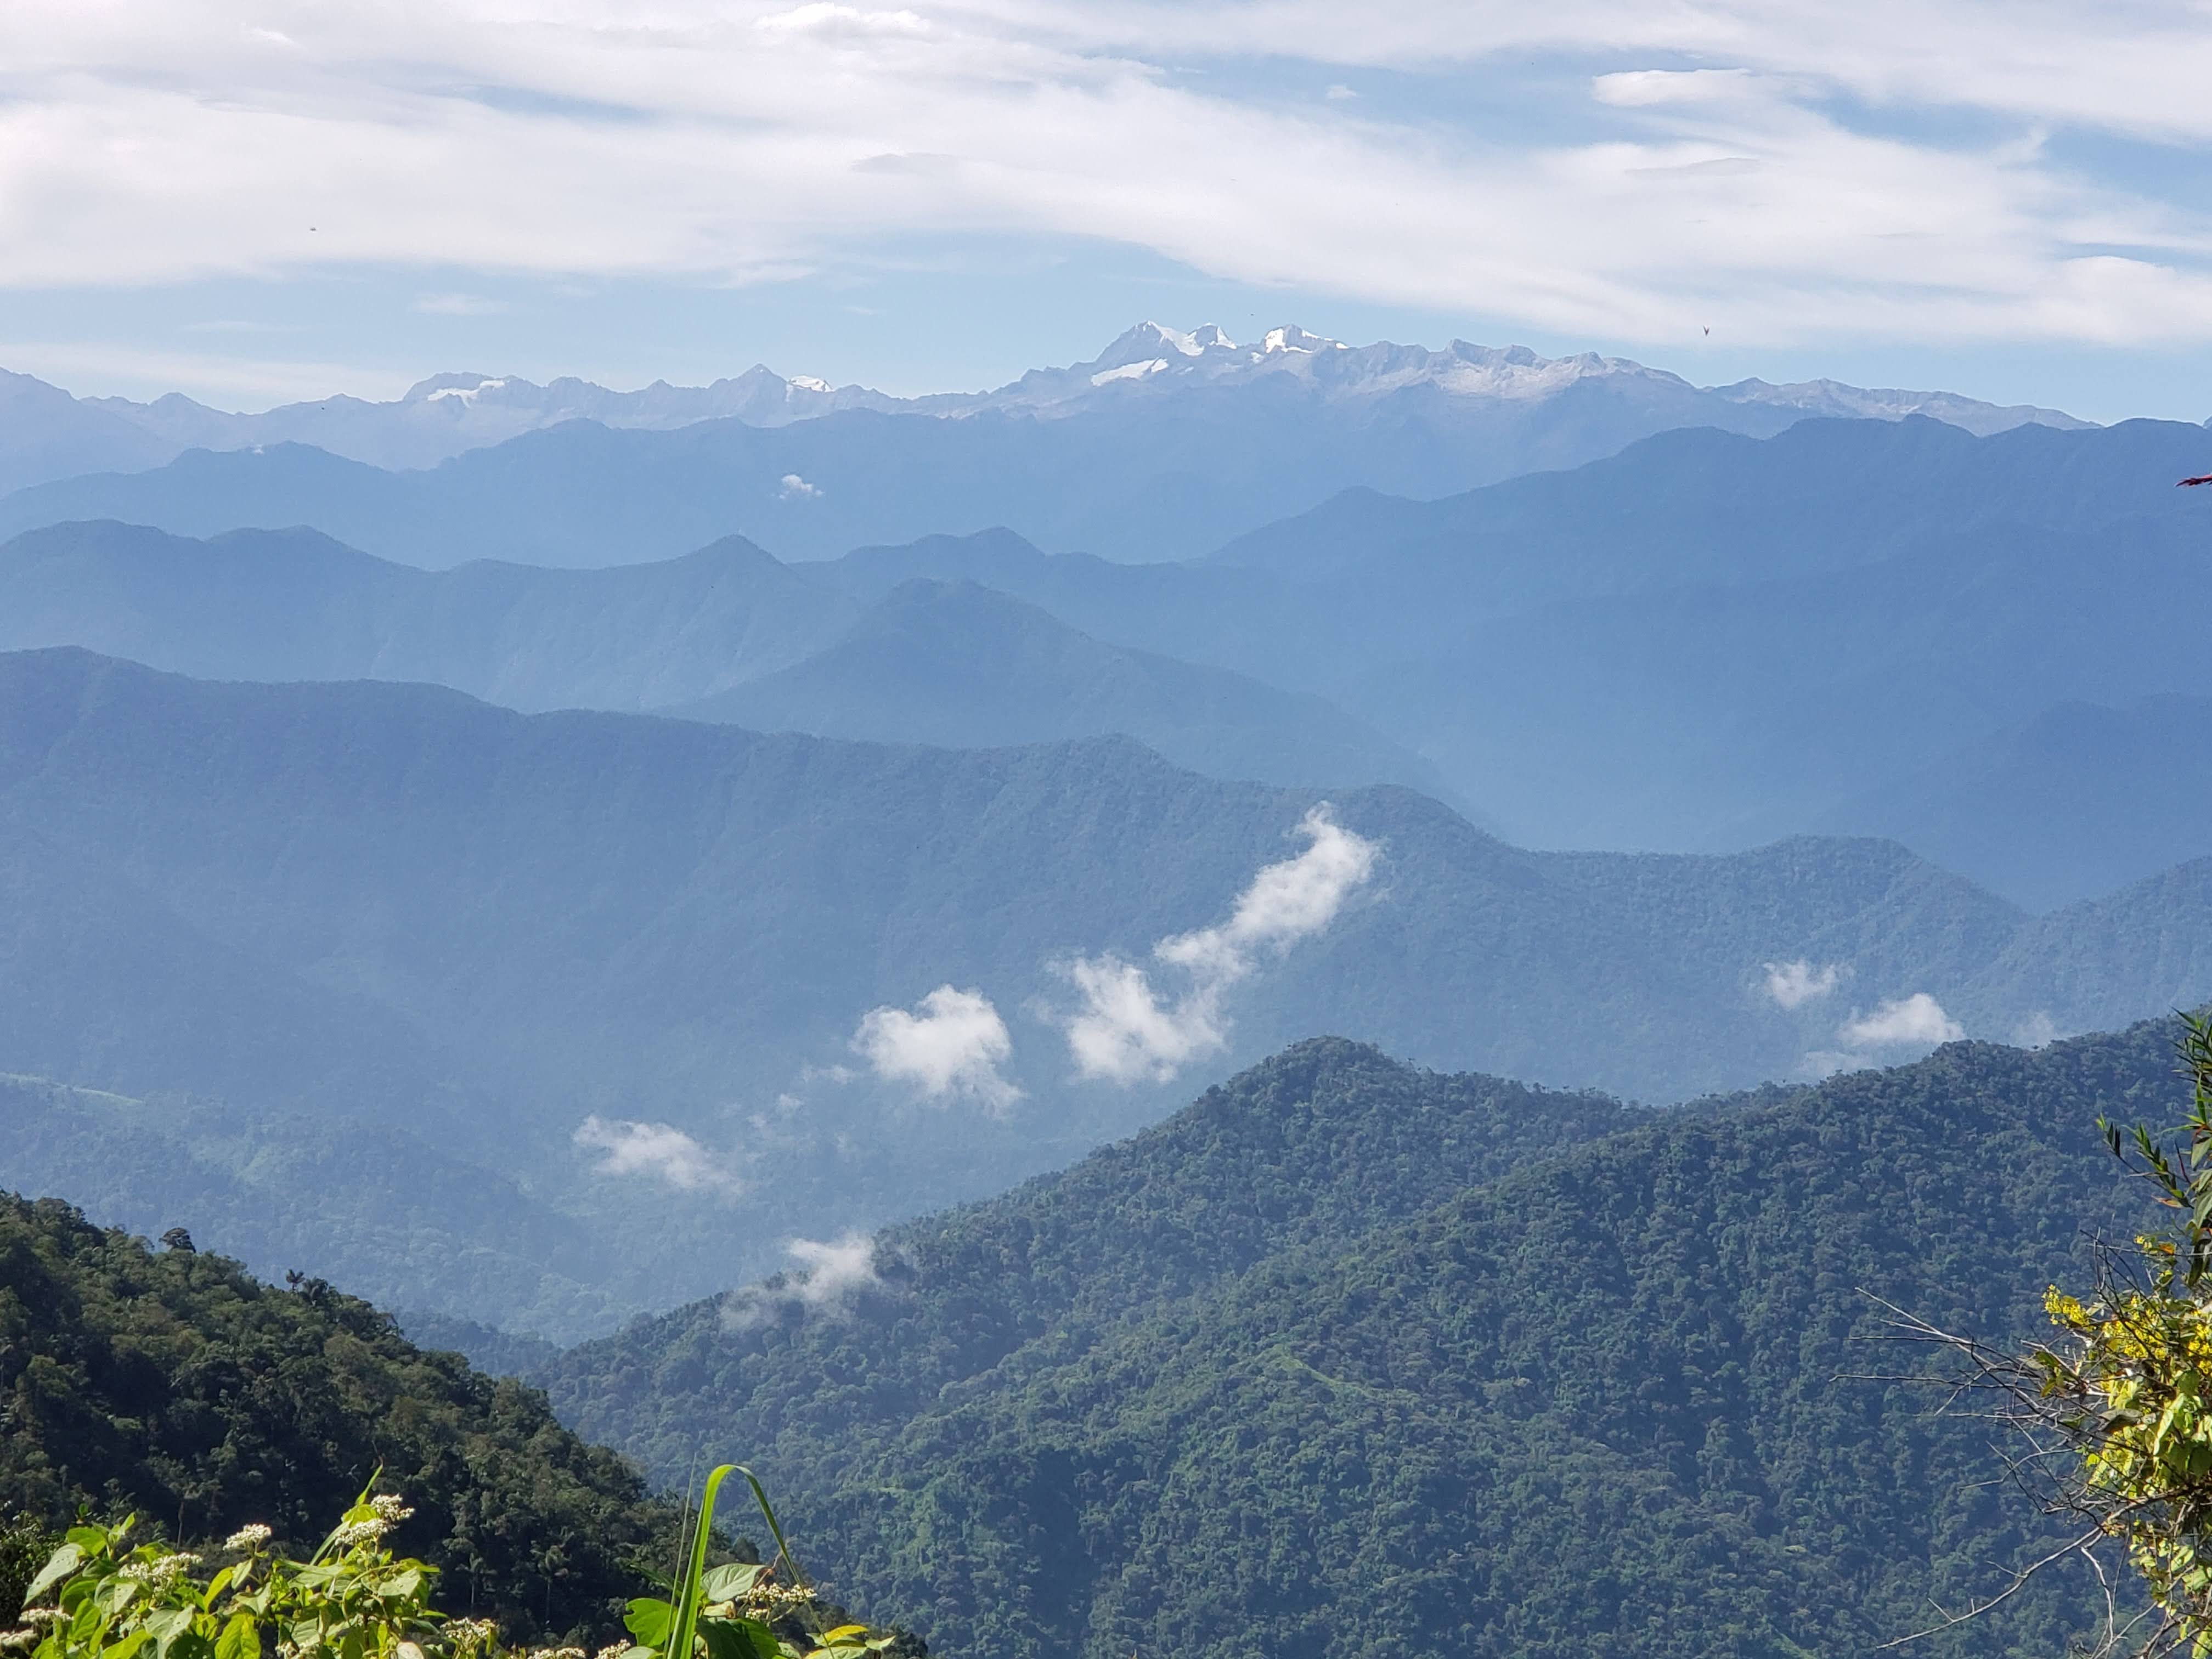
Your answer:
[1058,805,1378,1084]
[9,1,2212,351]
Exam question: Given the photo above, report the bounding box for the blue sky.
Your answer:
[6,1,2212,422]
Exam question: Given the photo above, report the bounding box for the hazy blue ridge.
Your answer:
[2,647,2207,1334]
[667,576,1462,803]
[1814,695,2212,909]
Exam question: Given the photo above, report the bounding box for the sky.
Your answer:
[6,1,2212,421]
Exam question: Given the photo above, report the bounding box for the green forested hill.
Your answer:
[545,1040,1649,1476]
[0,1193,677,1636]
[551,1024,2181,1659]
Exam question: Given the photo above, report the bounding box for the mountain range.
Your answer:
[2,647,2209,1339]
[0,325,2092,560]
[12,404,2209,900]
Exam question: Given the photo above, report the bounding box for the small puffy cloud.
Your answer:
[573,1116,744,1195]
[1762,958,1844,1009]
[1059,952,1227,1085]
[1838,992,1965,1049]
[1058,805,1378,1085]
[778,472,821,499]
[2013,1011,2063,1049]
[853,984,1020,1110]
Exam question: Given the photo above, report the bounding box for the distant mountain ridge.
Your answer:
[0,521,1440,800]
[0,324,2089,534]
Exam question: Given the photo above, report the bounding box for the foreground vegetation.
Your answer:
[4,1470,906,1659]
[0,1195,681,1639]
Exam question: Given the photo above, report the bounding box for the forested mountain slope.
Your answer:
[545,1039,1654,1476]
[0,1192,678,1637]
[551,1023,2180,1659]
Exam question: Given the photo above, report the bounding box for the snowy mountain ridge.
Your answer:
[0,323,2089,490]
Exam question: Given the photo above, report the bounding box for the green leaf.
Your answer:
[699,1565,768,1604]
[625,1599,675,1646]
[26,1543,88,1604]
[699,1618,780,1659]
[215,1613,261,1659]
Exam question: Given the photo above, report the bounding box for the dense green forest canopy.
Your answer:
[0,1194,680,1637]
[550,1024,2182,1659]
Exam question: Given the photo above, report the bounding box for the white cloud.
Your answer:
[720,1230,891,1327]
[784,1232,887,1305]
[778,472,821,498]
[1762,958,1844,1009]
[2013,1010,2062,1049]
[755,4,929,37]
[573,1115,746,1195]
[5,2,2212,352]
[852,983,1020,1110]
[1838,992,1966,1049]
[1058,805,1377,1084]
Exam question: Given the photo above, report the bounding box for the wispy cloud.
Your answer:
[1762,958,1843,1009]
[1056,805,1377,1084]
[851,984,1020,1110]
[573,1115,747,1195]
[5,3,2212,350]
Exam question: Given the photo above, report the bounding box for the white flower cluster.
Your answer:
[444,1618,499,1648]
[593,1643,633,1659]
[369,1495,414,1525]
[1,1628,40,1650]
[223,1524,274,1552]
[119,1554,199,1587]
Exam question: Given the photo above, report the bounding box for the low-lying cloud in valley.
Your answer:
[721,1230,894,1327]
[851,984,1020,1110]
[1763,958,1844,1008]
[573,1115,747,1195]
[1839,992,1966,1049]
[1055,806,1379,1084]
